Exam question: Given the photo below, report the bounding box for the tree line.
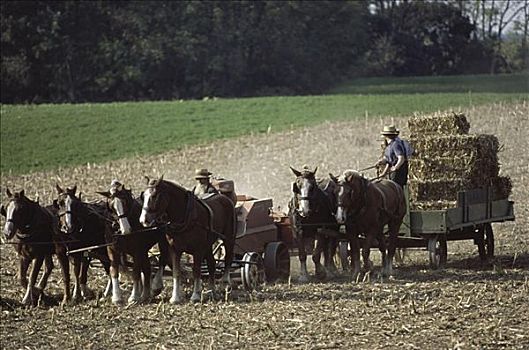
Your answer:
[1,0,527,103]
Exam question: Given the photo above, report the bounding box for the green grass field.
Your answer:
[1,73,528,174]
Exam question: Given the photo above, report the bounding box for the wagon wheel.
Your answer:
[477,224,494,262]
[240,252,265,291]
[263,242,290,282]
[428,236,447,269]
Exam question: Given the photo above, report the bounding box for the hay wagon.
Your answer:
[367,186,515,269]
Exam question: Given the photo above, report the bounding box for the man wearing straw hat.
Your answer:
[192,168,219,197]
[379,125,409,187]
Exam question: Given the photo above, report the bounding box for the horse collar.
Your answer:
[168,191,196,233]
[14,201,40,240]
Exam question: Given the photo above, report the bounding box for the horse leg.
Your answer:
[109,250,123,305]
[190,253,204,303]
[36,254,53,293]
[221,238,234,286]
[128,255,142,304]
[79,256,92,299]
[347,225,361,280]
[23,256,44,306]
[386,221,400,276]
[151,241,169,297]
[298,234,310,283]
[377,230,388,276]
[102,260,113,299]
[55,250,71,305]
[169,248,184,304]
[362,232,375,275]
[324,236,339,277]
[52,247,71,305]
[19,255,30,289]
[72,255,82,302]
[312,235,326,280]
[205,251,216,299]
[139,253,152,303]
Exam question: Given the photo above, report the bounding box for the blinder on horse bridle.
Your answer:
[144,181,195,232]
[4,196,39,240]
[337,174,369,221]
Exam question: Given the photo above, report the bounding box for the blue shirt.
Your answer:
[384,137,406,166]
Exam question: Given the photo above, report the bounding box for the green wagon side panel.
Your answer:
[410,210,448,235]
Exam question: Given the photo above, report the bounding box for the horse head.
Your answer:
[97,180,135,234]
[2,188,41,240]
[290,165,318,218]
[331,170,367,224]
[139,175,169,227]
[55,184,82,234]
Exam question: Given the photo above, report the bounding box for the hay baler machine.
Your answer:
[205,179,292,290]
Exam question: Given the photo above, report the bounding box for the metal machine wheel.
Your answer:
[263,242,290,282]
[240,252,265,291]
[477,223,495,261]
[428,236,447,269]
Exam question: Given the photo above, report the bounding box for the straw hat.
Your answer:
[195,168,212,179]
[381,125,400,136]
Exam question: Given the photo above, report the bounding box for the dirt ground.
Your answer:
[1,101,528,349]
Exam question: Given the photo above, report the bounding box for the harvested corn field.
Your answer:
[1,102,528,349]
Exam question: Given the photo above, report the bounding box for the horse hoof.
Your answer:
[169,297,182,304]
[112,298,123,305]
[190,294,201,303]
[298,275,309,284]
[139,296,152,305]
[151,288,163,298]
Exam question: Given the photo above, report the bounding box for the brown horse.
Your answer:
[289,166,340,282]
[1,189,71,306]
[97,180,169,304]
[139,176,236,303]
[55,185,113,302]
[331,170,406,277]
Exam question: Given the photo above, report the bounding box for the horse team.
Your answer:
[1,166,405,306]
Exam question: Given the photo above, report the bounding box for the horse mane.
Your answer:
[158,179,189,194]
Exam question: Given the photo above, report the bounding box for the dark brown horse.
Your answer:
[331,170,406,277]
[97,180,168,304]
[289,166,340,282]
[1,189,71,306]
[55,185,113,303]
[139,176,236,303]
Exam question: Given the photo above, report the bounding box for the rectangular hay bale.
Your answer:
[408,112,470,136]
[408,178,468,202]
[410,134,499,159]
[409,154,499,182]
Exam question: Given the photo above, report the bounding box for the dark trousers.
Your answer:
[390,161,408,187]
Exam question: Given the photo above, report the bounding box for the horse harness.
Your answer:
[7,199,54,242]
[160,190,222,240]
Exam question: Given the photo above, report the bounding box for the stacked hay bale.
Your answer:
[408,112,512,210]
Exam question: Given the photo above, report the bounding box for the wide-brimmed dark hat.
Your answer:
[195,168,212,179]
[381,125,400,136]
